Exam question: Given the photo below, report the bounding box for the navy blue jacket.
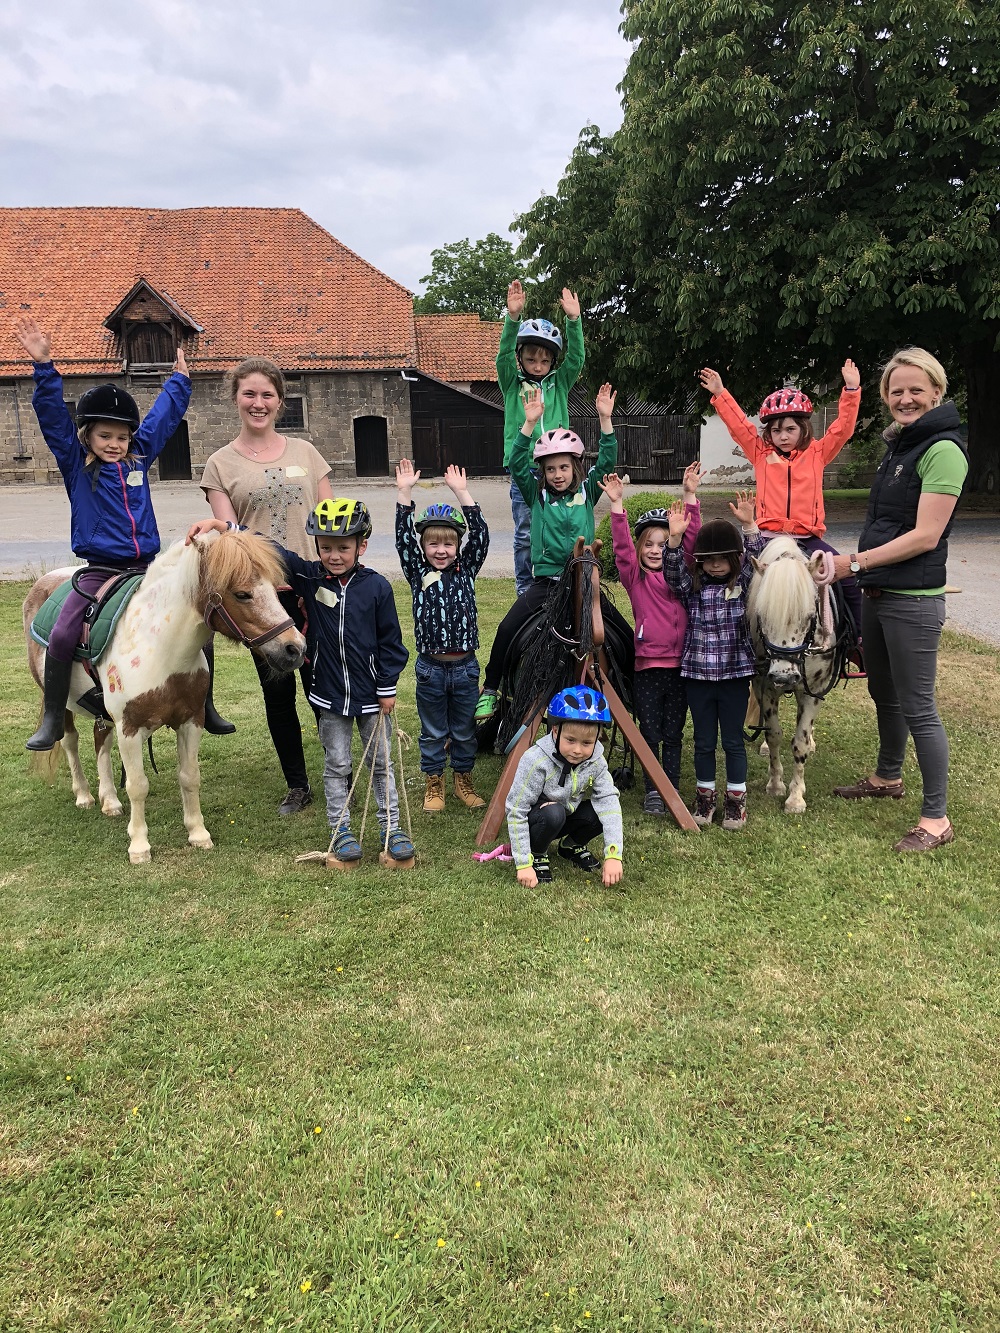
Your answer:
[278,551,409,716]
[32,360,192,564]
[395,502,489,655]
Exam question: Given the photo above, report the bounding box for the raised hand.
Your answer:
[395,458,420,498]
[842,358,861,390]
[521,384,544,426]
[682,460,705,495]
[559,287,581,320]
[14,316,52,364]
[507,280,525,320]
[173,344,190,377]
[667,499,691,545]
[598,472,625,506]
[729,490,757,526]
[699,367,724,396]
[444,463,472,505]
[595,382,617,424]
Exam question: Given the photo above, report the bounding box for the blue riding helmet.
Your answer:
[547,687,612,725]
[516,318,563,357]
[414,503,467,538]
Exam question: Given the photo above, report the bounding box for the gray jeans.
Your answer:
[317,711,399,833]
[861,592,948,818]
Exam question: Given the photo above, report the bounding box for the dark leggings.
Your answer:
[528,798,602,855]
[483,578,559,691]
[685,677,751,787]
[633,666,687,789]
[251,587,314,790]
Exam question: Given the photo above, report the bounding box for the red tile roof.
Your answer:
[0,207,417,373]
[414,313,501,383]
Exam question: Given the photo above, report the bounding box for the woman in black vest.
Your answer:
[831,348,967,852]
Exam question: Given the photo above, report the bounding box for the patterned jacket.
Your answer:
[276,551,408,716]
[395,502,489,654]
[505,733,623,870]
[663,533,768,681]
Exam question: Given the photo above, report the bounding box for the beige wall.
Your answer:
[0,369,412,484]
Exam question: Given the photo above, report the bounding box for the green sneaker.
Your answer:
[474,691,497,721]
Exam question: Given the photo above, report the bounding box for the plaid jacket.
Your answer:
[662,532,767,681]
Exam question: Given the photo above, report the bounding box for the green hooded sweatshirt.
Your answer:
[497,314,585,468]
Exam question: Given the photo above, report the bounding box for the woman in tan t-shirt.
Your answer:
[201,357,333,815]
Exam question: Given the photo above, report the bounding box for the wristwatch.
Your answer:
[849,553,862,574]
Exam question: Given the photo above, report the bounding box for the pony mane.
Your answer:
[747,536,817,637]
[199,530,287,601]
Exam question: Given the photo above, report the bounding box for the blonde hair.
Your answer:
[635,524,668,578]
[879,348,948,403]
[227,357,285,404]
[78,421,140,471]
[420,524,461,548]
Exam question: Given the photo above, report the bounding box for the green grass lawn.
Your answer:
[2,578,998,1331]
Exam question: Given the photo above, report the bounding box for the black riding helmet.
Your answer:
[76,384,141,431]
[692,519,744,560]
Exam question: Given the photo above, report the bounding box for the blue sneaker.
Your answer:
[331,827,363,862]
[384,828,415,861]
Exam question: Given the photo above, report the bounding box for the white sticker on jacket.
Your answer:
[421,570,442,590]
[316,586,339,606]
[125,470,144,486]
[285,466,307,478]
[725,586,743,600]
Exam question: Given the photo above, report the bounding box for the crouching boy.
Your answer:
[505,687,623,887]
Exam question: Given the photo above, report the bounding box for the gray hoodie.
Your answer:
[505,732,623,870]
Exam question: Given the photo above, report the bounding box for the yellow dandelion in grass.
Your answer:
[394,1231,401,1239]
[473,1180,481,1189]
[336,966,343,973]
[65,1075,72,1082]
[805,1221,813,1229]
[275,1208,284,1218]
[904,1115,912,1123]
[437,1238,447,1248]
[131,1106,139,1116]
[585,1313,592,1319]
[299,1279,312,1293]
[313,1125,323,1135]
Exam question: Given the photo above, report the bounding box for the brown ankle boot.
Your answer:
[423,773,445,813]
[453,771,486,809]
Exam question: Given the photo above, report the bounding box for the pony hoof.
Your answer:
[767,781,787,798]
[102,800,124,818]
[759,741,769,758]
[129,848,152,865]
[189,835,214,851]
[784,798,807,815]
[75,794,95,810]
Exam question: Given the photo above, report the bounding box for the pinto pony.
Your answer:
[747,536,848,814]
[24,530,305,863]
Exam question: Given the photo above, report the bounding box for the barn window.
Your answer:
[126,322,174,365]
[278,395,307,432]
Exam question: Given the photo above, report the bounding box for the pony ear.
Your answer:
[750,555,765,575]
[807,551,825,574]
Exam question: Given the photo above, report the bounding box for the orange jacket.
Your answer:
[712,387,861,537]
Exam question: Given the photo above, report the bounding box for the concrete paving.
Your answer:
[1,481,997,646]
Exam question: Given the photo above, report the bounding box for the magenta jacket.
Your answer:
[611,502,701,669]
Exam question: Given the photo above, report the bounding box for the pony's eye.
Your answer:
[233,590,254,602]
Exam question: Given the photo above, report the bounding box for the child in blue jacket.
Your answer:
[13,315,221,750]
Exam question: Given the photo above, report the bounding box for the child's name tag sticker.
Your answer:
[285,466,307,478]
[569,491,586,506]
[725,586,742,600]
[421,571,442,590]
[125,470,144,486]
[316,586,339,607]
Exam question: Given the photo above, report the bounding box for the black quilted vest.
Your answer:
[858,403,967,591]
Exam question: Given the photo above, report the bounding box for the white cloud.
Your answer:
[0,0,629,288]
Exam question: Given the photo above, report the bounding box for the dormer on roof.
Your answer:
[104,279,203,369]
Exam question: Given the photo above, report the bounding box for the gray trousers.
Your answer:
[317,711,400,833]
[861,592,948,818]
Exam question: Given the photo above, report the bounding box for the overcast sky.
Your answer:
[0,0,630,292]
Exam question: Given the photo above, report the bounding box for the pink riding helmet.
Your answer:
[533,428,586,460]
[759,387,814,421]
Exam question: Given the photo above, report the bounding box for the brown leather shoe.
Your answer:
[833,775,905,800]
[893,823,954,853]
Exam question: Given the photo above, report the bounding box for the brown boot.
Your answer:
[423,773,445,813]
[453,771,486,809]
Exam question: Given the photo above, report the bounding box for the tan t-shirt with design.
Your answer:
[201,437,332,561]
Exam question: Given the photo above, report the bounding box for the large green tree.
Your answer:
[413,233,526,321]
[517,0,1000,489]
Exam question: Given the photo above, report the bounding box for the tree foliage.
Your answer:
[413,233,526,321]
[517,0,1000,488]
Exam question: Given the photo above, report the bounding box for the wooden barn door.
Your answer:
[353,416,390,476]
[158,421,191,481]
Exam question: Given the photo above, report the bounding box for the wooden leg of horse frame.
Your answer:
[474,704,545,847]
[590,671,700,833]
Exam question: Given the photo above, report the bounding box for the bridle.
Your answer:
[754,551,848,702]
[203,595,294,649]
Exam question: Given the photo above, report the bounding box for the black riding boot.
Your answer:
[26,655,74,751]
[202,639,236,735]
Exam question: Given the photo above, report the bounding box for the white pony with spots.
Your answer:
[747,535,846,814]
[24,529,305,863]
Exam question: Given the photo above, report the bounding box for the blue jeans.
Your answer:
[415,653,481,774]
[685,677,751,786]
[510,477,533,596]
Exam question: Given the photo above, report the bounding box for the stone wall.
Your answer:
[0,369,413,484]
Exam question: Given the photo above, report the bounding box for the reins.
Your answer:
[203,596,294,648]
